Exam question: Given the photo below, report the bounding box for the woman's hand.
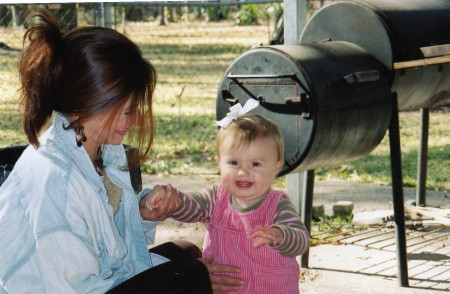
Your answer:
[139,184,180,221]
[199,256,245,294]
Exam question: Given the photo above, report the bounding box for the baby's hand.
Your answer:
[251,227,284,249]
[143,186,166,210]
[139,184,181,221]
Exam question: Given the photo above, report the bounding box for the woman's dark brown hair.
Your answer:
[19,9,156,166]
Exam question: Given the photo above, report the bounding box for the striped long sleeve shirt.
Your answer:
[172,185,310,257]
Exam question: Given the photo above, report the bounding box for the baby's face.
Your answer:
[217,136,283,208]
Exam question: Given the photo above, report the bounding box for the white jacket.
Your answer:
[0,113,167,293]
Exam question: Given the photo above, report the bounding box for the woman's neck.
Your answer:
[83,140,100,162]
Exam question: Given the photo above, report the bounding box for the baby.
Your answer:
[144,102,310,293]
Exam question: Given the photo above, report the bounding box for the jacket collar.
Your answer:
[41,113,127,195]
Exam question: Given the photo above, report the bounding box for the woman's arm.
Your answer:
[3,230,120,294]
[199,257,245,294]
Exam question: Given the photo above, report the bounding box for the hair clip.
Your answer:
[215,99,259,128]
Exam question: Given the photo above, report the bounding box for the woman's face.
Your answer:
[82,99,138,157]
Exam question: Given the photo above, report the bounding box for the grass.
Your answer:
[310,214,359,246]
[0,21,448,192]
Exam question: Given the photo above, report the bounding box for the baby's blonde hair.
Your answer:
[216,113,284,161]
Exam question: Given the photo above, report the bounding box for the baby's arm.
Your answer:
[172,186,218,223]
[142,185,218,223]
[251,194,310,257]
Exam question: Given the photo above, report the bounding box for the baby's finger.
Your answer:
[251,230,274,240]
[149,197,164,210]
[252,230,277,247]
[165,184,181,209]
[146,187,166,207]
[152,184,177,218]
[252,238,267,248]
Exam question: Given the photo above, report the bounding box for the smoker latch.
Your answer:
[344,70,380,83]
[285,92,311,118]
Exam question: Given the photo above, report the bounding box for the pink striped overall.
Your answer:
[203,185,300,294]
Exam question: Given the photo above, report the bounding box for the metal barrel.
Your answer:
[300,0,450,111]
[216,42,392,174]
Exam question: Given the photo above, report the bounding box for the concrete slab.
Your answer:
[302,244,450,293]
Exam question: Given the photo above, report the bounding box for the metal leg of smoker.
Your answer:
[416,108,429,206]
[300,169,315,268]
[389,95,409,287]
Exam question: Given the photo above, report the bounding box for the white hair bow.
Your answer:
[215,99,260,128]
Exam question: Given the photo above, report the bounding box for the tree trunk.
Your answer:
[159,6,165,25]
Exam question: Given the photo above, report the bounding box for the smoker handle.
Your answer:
[226,72,312,97]
[344,70,380,84]
[224,73,312,117]
[227,73,297,79]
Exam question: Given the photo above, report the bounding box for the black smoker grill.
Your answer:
[217,42,392,174]
[300,0,450,111]
[216,0,450,287]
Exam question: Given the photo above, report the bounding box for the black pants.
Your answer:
[106,241,212,294]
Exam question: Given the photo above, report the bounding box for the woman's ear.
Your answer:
[66,115,79,123]
[214,156,220,164]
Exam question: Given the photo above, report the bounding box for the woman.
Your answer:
[0,9,243,294]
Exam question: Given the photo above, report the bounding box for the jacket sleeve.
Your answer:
[3,229,120,293]
[137,188,160,245]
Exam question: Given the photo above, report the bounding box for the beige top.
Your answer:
[102,174,122,214]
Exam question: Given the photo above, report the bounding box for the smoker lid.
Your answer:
[300,0,450,69]
[216,46,315,176]
[216,43,392,174]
